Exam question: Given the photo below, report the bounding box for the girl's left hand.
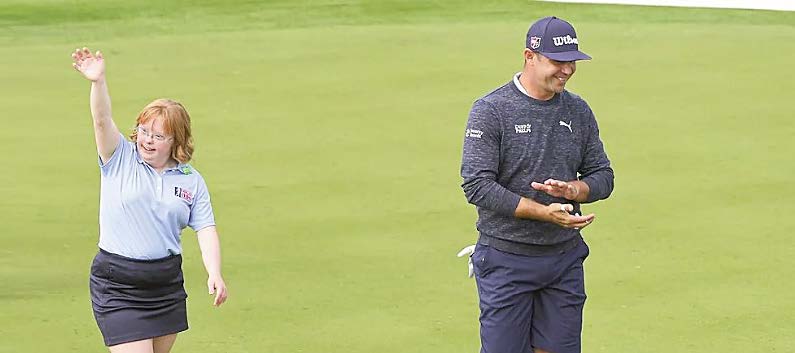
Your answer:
[208,276,228,307]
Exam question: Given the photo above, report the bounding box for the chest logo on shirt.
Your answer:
[559,120,573,133]
[174,187,193,203]
[514,124,532,134]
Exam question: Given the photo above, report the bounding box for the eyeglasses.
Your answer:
[137,126,172,142]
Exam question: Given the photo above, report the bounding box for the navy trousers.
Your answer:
[473,237,590,353]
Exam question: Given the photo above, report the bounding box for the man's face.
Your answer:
[527,50,577,98]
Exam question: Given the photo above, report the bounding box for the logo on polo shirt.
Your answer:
[515,124,532,134]
[174,187,193,203]
[552,35,578,46]
[559,120,573,132]
[465,128,483,138]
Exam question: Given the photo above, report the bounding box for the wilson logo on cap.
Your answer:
[552,35,579,47]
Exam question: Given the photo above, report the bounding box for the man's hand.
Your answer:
[547,203,594,229]
[456,245,476,278]
[531,178,579,200]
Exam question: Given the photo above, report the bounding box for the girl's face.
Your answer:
[136,117,174,168]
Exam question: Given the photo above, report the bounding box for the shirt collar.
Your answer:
[133,143,146,164]
[513,72,530,97]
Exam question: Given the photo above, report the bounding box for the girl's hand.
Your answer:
[71,47,105,82]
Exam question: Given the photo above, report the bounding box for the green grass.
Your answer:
[1,1,794,352]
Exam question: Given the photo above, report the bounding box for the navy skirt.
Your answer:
[89,249,188,346]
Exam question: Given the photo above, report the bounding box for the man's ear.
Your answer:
[524,48,535,64]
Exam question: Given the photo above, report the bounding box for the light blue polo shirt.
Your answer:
[97,133,215,259]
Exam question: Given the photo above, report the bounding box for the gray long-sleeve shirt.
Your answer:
[461,76,614,255]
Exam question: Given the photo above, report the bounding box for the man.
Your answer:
[460,16,614,353]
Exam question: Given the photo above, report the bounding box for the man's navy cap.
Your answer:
[526,16,591,61]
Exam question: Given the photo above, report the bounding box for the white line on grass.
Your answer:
[541,0,795,11]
